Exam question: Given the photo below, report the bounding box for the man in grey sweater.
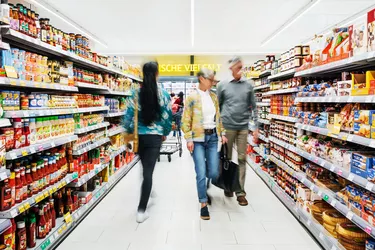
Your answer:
[217,57,259,206]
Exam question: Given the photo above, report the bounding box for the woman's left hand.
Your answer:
[221,136,228,144]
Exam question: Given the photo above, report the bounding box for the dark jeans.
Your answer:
[173,114,182,137]
[138,134,162,212]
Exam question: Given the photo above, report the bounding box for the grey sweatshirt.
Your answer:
[217,78,258,130]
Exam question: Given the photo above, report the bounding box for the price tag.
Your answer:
[348,97,354,102]
[323,195,329,201]
[61,224,67,231]
[64,212,73,223]
[41,83,46,88]
[18,204,25,214]
[348,173,355,181]
[43,191,49,198]
[366,96,373,103]
[50,142,56,148]
[49,189,54,195]
[313,158,319,164]
[34,82,40,88]
[310,184,315,191]
[347,135,354,142]
[335,97,341,102]
[23,202,30,210]
[10,152,17,159]
[337,169,343,176]
[22,111,29,117]
[331,246,337,250]
[366,182,375,191]
[62,180,67,186]
[0,172,7,180]
[318,191,322,197]
[319,232,324,240]
[29,147,36,154]
[330,200,337,207]
[370,140,375,148]
[38,145,44,151]
[10,79,17,85]
[301,178,306,184]
[307,220,311,226]
[10,209,17,217]
[346,211,354,220]
[20,80,26,86]
[328,97,333,102]
[21,150,28,156]
[364,226,372,234]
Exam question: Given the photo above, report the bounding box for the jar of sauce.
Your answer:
[16,4,24,33]
[69,33,75,52]
[16,221,27,250]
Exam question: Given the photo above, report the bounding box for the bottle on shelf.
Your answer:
[16,221,26,250]
[26,211,36,248]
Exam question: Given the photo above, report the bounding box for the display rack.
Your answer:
[6,135,78,160]
[0,77,78,92]
[3,106,109,118]
[67,163,109,187]
[268,114,298,123]
[1,28,142,82]
[266,88,299,95]
[253,84,270,91]
[295,95,375,103]
[27,157,139,250]
[268,69,296,80]
[72,137,111,156]
[256,102,271,107]
[104,111,126,117]
[259,69,272,78]
[74,122,110,135]
[107,126,125,137]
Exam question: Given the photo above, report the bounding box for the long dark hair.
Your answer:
[139,62,161,126]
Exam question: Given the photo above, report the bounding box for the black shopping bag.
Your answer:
[212,144,242,193]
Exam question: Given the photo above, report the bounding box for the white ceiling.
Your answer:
[25,0,375,55]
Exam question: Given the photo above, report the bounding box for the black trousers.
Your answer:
[138,134,163,212]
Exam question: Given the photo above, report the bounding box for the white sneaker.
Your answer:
[136,211,149,223]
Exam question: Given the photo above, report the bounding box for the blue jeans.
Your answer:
[192,133,220,203]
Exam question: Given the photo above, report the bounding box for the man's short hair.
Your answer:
[197,68,215,82]
[228,56,242,68]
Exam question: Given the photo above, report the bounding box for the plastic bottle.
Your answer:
[49,199,56,228]
[13,118,24,149]
[46,203,52,233]
[9,169,15,206]
[16,221,26,250]
[29,118,36,145]
[43,205,50,235]
[25,162,32,198]
[35,118,43,141]
[36,163,41,192]
[0,179,12,211]
[43,157,50,187]
[37,205,46,239]
[26,212,36,248]
[14,166,22,204]
[20,166,27,201]
[23,119,30,147]
[30,162,38,194]
[1,218,14,249]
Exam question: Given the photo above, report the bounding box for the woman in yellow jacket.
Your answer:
[182,68,227,220]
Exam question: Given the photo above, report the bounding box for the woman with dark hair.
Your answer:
[123,61,172,223]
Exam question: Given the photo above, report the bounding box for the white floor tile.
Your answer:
[57,140,320,250]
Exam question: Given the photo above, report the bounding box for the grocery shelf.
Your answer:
[269,114,298,122]
[75,81,109,90]
[72,137,110,155]
[0,169,10,182]
[268,150,375,238]
[0,219,11,235]
[31,156,139,250]
[253,146,269,160]
[0,77,78,92]
[268,69,296,80]
[259,134,269,143]
[0,173,78,218]
[1,28,142,82]
[295,51,375,77]
[108,146,126,159]
[246,155,299,217]
[104,90,132,96]
[256,102,271,107]
[266,88,299,95]
[254,84,270,91]
[67,163,109,187]
[0,118,11,128]
[268,136,375,195]
[104,111,126,117]
[295,123,375,149]
[259,69,272,78]
[5,135,78,160]
[107,126,125,137]
[294,95,375,103]
[3,106,109,118]
[258,118,270,125]
[74,122,110,135]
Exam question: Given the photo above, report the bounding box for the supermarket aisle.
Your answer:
[57,142,322,250]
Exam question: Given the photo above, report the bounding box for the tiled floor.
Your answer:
[57,140,322,250]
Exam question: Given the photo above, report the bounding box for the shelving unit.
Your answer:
[104,111,126,117]
[72,137,111,156]
[3,106,109,118]
[6,135,78,160]
[0,173,78,218]
[268,68,296,80]
[266,88,299,95]
[256,102,271,107]
[107,126,125,137]
[295,95,375,103]
[0,77,78,92]
[67,163,109,187]
[27,157,139,250]
[268,114,298,123]
[253,84,270,90]
[1,28,142,82]
[74,122,110,135]
[259,69,272,78]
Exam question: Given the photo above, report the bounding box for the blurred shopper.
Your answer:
[217,57,258,206]
[172,91,184,137]
[182,68,227,220]
[123,62,172,223]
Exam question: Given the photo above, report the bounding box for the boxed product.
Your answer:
[354,110,375,125]
[349,16,368,55]
[77,192,93,205]
[354,122,371,138]
[351,71,375,95]
[368,8,375,52]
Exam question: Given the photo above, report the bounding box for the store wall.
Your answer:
[122,55,267,80]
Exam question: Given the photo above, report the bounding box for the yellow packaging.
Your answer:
[351,71,375,96]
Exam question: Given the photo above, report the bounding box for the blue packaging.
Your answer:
[351,165,368,178]
[366,239,375,250]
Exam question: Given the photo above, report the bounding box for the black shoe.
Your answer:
[200,206,210,220]
[207,194,212,205]
[224,191,234,197]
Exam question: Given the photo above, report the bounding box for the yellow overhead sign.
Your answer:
[159,64,222,73]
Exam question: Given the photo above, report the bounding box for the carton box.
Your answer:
[368,8,375,52]
[350,16,368,55]
[354,110,375,125]
[351,71,375,95]
[354,122,371,138]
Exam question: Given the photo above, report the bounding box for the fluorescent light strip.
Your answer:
[27,0,108,48]
[191,0,195,47]
[261,0,322,47]
[101,51,283,55]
